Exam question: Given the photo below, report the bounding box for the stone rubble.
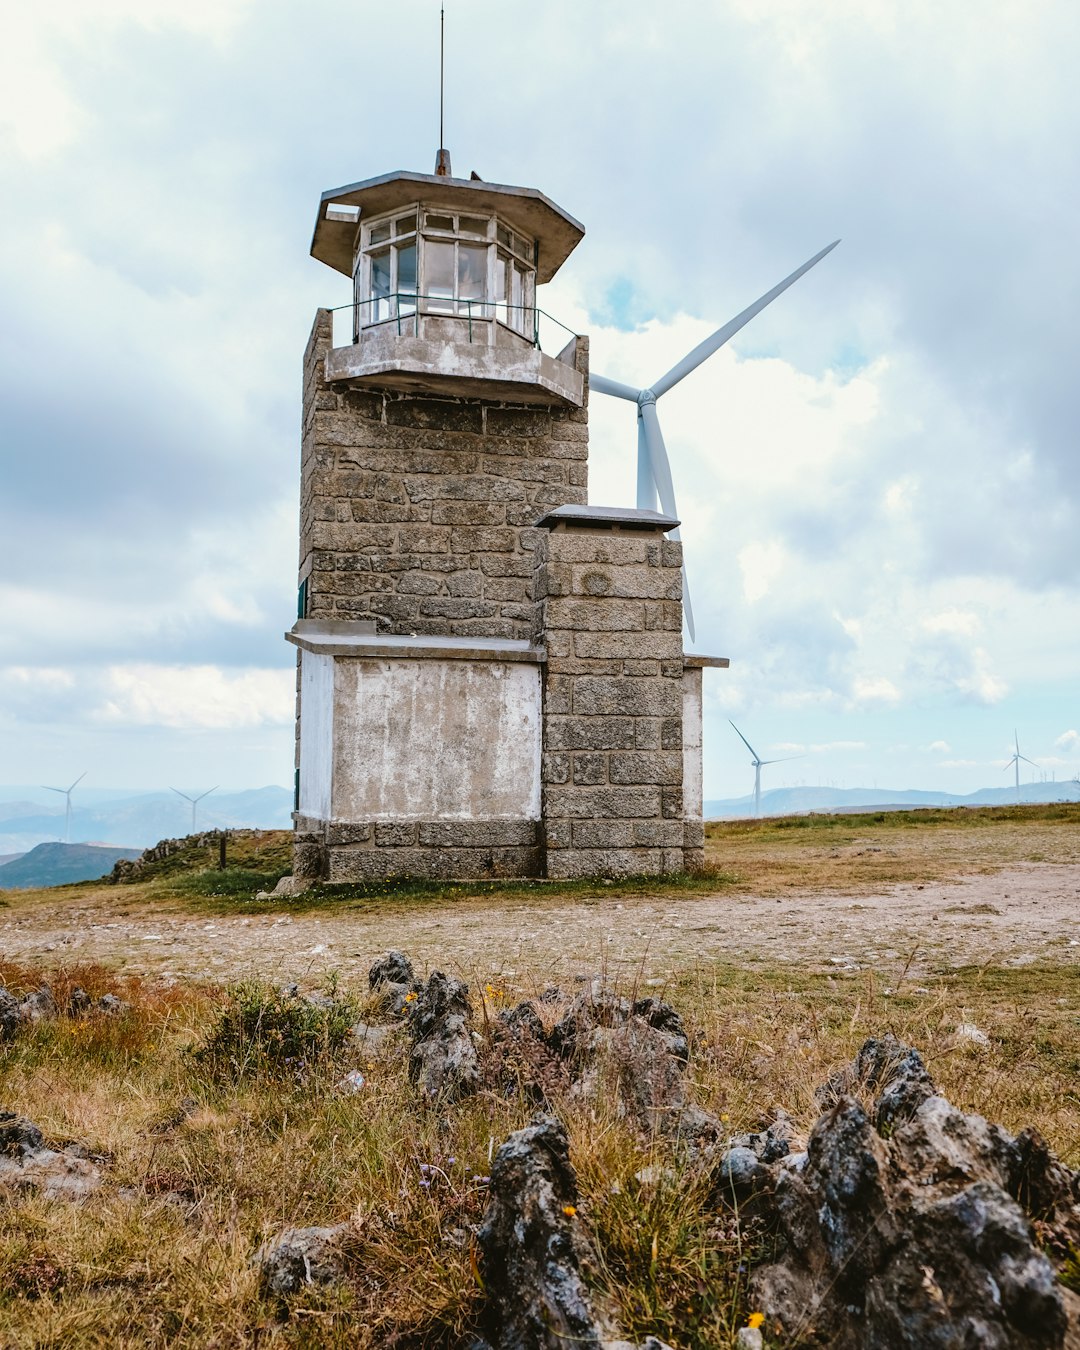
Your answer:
[0,983,129,1039]
[252,1224,352,1296]
[0,1112,104,1201]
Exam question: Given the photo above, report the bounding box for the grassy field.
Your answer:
[0,805,1077,1347]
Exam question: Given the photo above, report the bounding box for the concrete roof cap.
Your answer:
[533,504,681,533]
[312,169,585,284]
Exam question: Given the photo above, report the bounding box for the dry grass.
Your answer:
[0,807,1078,1345]
[0,951,1077,1347]
[704,803,1080,895]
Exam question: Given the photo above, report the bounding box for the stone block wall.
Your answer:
[533,525,690,877]
[300,310,589,641]
[293,816,541,882]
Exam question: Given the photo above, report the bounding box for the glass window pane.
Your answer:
[458,244,487,309]
[426,213,454,231]
[496,223,511,249]
[369,223,391,245]
[459,215,488,237]
[511,262,523,329]
[370,249,391,322]
[396,242,417,315]
[494,254,508,326]
[425,240,455,311]
[394,213,416,236]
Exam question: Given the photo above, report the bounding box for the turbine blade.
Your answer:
[638,401,680,525]
[760,755,804,765]
[195,787,219,803]
[728,720,759,760]
[42,785,65,794]
[170,787,195,804]
[1019,756,1039,768]
[590,373,641,402]
[650,240,841,399]
[682,570,696,643]
[636,412,657,511]
[639,401,697,641]
[67,771,87,792]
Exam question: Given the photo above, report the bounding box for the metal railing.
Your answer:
[330,293,579,359]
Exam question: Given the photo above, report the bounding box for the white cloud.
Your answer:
[852,676,901,704]
[922,610,981,638]
[95,665,293,730]
[1056,729,1080,752]
[928,740,950,753]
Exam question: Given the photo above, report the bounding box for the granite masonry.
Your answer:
[286,160,725,885]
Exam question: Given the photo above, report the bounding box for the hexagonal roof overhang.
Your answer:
[311,169,585,284]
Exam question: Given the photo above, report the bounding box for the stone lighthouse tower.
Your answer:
[287,152,724,885]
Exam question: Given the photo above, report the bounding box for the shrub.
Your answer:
[192,979,359,1084]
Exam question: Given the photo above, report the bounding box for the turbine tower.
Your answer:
[171,786,218,834]
[42,772,86,844]
[1003,731,1037,799]
[590,241,840,640]
[729,722,801,817]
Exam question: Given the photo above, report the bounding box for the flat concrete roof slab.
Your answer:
[533,504,681,532]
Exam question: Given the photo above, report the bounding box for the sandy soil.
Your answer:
[2,861,1078,988]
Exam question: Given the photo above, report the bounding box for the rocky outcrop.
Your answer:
[0,1112,104,1201]
[476,1114,614,1349]
[368,949,420,1017]
[0,984,128,1039]
[747,1037,1080,1348]
[406,970,480,1101]
[252,1224,351,1296]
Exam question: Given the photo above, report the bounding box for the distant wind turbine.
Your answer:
[728,722,802,817]
[1003,731,1037,799]
[42,772,86,844]
[171,786,218,833]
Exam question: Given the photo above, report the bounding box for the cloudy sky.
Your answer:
[2,0,1079,803]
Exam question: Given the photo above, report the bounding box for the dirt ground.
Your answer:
[2,814,1078,988]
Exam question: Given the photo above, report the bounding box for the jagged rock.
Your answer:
[0,1112,103,1200]
[348,1019,399,1054]
[498,1000,547,1042]
[0,988,22,1040]
[407,971,479,1101]
[67,986,92,1015]
[477,1114,615,1349]
[549,989,707,1136]
[96,993,127,1016]
[369,950,415,989]
[19,986,57,1022]
[729,1110,795,1165]
[749,1037,1080,1348]
[368,950,420,1017]
[816,1033,937,1131]
[253,1224,350,1295]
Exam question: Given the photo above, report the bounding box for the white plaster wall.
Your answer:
[682,667,703,818]
[332,658,541,820]
[298,651,335,820]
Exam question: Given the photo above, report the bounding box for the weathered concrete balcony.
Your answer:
[325,301,585,408]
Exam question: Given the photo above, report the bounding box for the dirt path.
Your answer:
[2,862,1078,988]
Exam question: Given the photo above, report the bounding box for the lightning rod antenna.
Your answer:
[435,5,451,176]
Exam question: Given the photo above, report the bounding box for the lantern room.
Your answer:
[309,167,587,406]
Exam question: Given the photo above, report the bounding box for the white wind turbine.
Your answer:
[171,786,218,833]
[42,772,87,844]
[1003,731,1037,799]
[729,722,802,817]
[590,241,840,640]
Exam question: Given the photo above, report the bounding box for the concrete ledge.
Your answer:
[286,625,545,664]
[684,654,730,669]
[325,334,584,408]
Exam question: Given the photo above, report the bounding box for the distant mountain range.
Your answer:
[0,786,293,854]
[705,780,1080,818]
[0,843,143,891]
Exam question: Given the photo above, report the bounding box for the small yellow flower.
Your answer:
[404,991,417,1003]
[720,1113,730,1123]
[562,1205,577,1217]
[747,1312,765,1329]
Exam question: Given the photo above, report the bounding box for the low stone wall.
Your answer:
[293,818,541,882]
